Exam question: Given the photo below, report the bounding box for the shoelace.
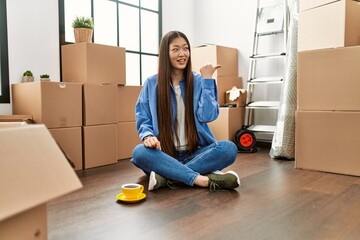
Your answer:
[209,181,227,192]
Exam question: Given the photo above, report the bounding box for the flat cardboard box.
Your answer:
[49,127,83,171]
[208,107,245,141]
[62,43,126,85]
[297,46,360,111]
[83,124,117,169]
[298,0,360,51]
[217,76,243,106]
[0,115,33,123]
[83,83,117,126]
[295,110,360,176]
[192,44,238,77]
[12,82,82,128]
[117,121,141,160]
[117,86,142,122]
[0,124,82,239]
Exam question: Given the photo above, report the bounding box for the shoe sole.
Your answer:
[148,171,157,191]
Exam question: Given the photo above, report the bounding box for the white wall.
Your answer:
[1,0,282,123]
[162,0,258,87]
[0,0,60,114]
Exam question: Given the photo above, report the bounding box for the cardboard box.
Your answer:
[298,0,360,51]
[117,86,142,122]
[225,87,247,107]
[300,0,341,11]
[117,121,141,160]
[83,124,117,169]
[62,43,126,85]
[0,124,82,239]
[217,76,243,106]
[49,127,83,171]
[297,46,360,111]
[208,107,245,141]
[192,44,238,77]
[12,82,82,128]
[0,115,33,123]
[83,83,117,126]
[295,110,360,176]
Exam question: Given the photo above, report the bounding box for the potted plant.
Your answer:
[72,16,94,43]
[40,74,50,81]
[22,70,34,83]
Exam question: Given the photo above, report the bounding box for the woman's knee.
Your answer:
[219,140,238,163]
[132,144,147,163]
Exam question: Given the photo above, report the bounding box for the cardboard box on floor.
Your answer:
[297,46,360,111]
[208,107,245,141]
[191,44,238,77]
[62,43,126,85]
[49,127,83,171]
[295,110,360,176]
[117,86,142,122]
[117,121,141,160]
[83,83,118,126]
[0,124,82,239]
[12,82,82,128]
[83,124,117,169]
[298,0,360,51]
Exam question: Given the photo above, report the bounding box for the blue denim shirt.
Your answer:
[135,72,219,147]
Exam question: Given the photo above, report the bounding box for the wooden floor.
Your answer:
[48,146,360,240]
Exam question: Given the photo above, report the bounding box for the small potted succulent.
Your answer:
[72,16,94,43]
[40,74,50,81]
[22,70,34,83]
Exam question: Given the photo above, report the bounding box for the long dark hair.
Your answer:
[157,31,199,157]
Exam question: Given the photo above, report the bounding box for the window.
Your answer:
[59,0,162,86]
[0,0,10,103]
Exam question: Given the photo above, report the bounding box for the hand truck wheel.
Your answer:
[234,128,257,152]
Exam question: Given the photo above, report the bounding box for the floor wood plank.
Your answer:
[48,147,360,240]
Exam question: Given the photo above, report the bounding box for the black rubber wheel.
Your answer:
[234,128,256,152]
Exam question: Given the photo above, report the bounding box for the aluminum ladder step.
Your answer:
[247,125,276,133]
[250,52,286,59]
[256,29,284,36]
[247,101,280,109]
[248,76,283,84]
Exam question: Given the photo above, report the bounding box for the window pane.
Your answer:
[141,0,158,11]
[120,0,139,6]
[64,0,91,42]
[93,0,117,46]
[119,4,139,51]
[126,53,141,86]
[141,10,158,54]
[141,55,158,85]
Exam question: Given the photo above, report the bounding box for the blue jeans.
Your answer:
[131,140,238,186]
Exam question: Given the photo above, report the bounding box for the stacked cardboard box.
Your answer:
[192,44,245,141]
[61,43,127,169]
[117,86,142,160]
[296,0,360,176]
[0,124,82,239]
[12,82,84,170]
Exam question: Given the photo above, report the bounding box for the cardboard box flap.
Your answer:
[0,115,33,123]
[300,0,339,12]
[0,124,82,221]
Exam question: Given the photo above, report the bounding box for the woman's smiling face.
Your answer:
[169,36,190,71]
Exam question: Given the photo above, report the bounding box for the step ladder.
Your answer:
[244,0,289,142]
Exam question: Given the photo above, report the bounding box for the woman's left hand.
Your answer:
[200,64,222,79]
